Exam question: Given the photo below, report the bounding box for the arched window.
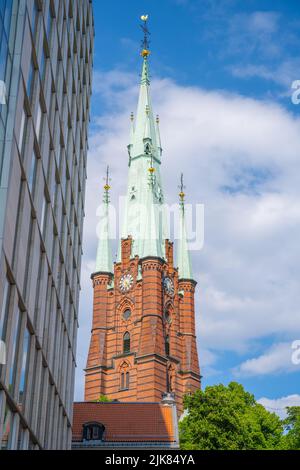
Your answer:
[83,422,105,441]
[123,309,131,321]
[123,332,130,354]
[165,335,170,357]
[121,371,130,390]
[120,362,130,390]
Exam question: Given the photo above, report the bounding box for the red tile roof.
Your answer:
[72,402,176,443]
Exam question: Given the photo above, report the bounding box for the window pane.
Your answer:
[0,279,10,369]
[9,308,21,391]
[18,108,26,153]
[0,79,6,104]
[0,278,9,340]
[123,332,130,354]
[1,404,13,450]
[165,335,170,356]
[19,327,30,404]
[28,152,37,195]
[26,60,35,99]
[40,195,47,235]
[36,102,42,139]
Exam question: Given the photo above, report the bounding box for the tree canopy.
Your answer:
[179,382,284,450]
[281,407,300,450]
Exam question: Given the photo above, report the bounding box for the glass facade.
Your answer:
[0,0,94,450]
[0,0,14,173]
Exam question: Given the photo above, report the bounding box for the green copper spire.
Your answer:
[120,16,168,261]
[177,174,193,280]
[95,167,114,274]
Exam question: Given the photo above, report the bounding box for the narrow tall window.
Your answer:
[0,279,10,370]
[9,309,21,392]
[28,151,37,196]
[18,108,26,153]
[120,362,130,390]
[120,372,129,390]
[123,332,130,354]
[31,0,38,38]
[26,60,35,99]
[36,102,42,139]
[40,47,46,84]
[0,279,10,341]
[18,327,30,404]
[165,335,170,357]
[40,194,47,236]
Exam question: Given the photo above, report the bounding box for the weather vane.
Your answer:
[140,15,150,58]
[179,173,186,202]
[103,166,111,203]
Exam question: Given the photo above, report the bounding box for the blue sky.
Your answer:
[75,0,300,414]
[92,0,300,109]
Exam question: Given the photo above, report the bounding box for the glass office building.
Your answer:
[0,0,94,449]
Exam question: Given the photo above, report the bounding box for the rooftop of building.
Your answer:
[72,400,178,446]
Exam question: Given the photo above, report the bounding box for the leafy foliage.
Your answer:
[94,395,111,403]
[281,407,300,450]
[179,382,283,450]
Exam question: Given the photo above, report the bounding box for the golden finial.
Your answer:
[140,14,151,58]
[141,49,150,58]
[104,166,111,193]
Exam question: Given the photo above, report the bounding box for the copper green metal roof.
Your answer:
[177,199,193,280]
[119,56,168,260]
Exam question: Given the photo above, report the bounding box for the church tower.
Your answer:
[85,17,201,415]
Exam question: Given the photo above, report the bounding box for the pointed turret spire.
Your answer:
[177,174,193,280]
[120,15,167,260]
[95,167,114,274]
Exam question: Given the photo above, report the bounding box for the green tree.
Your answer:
[281,407,300,450]
[94,395,111,403]
[179,382,283,450]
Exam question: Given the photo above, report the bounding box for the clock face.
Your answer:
[119,274,134,293]
[163,277,174,297]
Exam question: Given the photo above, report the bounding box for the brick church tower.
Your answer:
[85,18,201,415]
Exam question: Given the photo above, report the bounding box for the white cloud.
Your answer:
[231,59,300,89]
[249,11,279,35]
[258,395,300,419]
[233,343,300,377]
[227,11,281,59]
[75,68,300,399]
